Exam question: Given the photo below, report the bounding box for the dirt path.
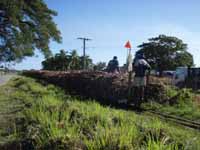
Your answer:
[0,74,17,86]
[0,76,24,147]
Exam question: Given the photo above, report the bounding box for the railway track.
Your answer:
[145,110,200,130]
[116,102,200,130]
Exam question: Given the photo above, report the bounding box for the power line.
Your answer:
[77,37,92,69]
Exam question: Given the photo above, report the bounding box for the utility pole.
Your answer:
[77,37,92,70]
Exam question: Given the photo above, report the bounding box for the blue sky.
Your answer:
[15,0,200,70]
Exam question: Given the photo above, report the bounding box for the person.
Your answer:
[132,52,151,109]
[107,56,120,73]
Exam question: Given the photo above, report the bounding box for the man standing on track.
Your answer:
[132,52,151,109]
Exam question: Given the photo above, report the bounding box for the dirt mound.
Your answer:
[23,70,167,104]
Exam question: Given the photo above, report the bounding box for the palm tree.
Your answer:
[55,49,69,71]
[42,49,94,71]
[68,50,80,70]
[80,55,93,70]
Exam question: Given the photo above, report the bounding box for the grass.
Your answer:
[142,86,200,121]
[0,77,200,149]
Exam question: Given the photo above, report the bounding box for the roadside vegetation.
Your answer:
[0,77,200,150]
[142,85,200,121]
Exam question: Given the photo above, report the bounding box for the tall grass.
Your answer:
[143,86,200,121]
[3,77,200,149]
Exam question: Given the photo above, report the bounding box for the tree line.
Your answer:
[42,49,106,71]
[42,34,194,75]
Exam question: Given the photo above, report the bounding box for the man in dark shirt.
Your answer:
[132,53,151,109]
[107,56,120,73]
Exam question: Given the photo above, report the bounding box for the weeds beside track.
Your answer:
[145,110,200,130]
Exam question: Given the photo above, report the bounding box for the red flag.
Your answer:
[124,41,131,49]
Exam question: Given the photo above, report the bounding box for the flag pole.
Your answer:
[127,47,132,104]
[124,41,133,104]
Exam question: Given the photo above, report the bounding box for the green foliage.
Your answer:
[1,77,199,149]
[137,35,194,76]
[42,49,93,71]
[143,86,200,120]
[94,62,106,71]
[0,0,61,63]
[165,86,178,99]
[164,87,194,107]
[175,52,193,68]
[140,127,180,150]
[176,89,193,106]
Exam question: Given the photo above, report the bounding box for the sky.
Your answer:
[15,0,200,70]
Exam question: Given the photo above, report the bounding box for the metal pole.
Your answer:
[83,39,86,69]
[77,37,92,70]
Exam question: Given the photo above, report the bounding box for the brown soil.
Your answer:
[194,95,200,107]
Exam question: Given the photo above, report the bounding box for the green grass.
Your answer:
[0,77,200,149]
[142,86,200,121]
